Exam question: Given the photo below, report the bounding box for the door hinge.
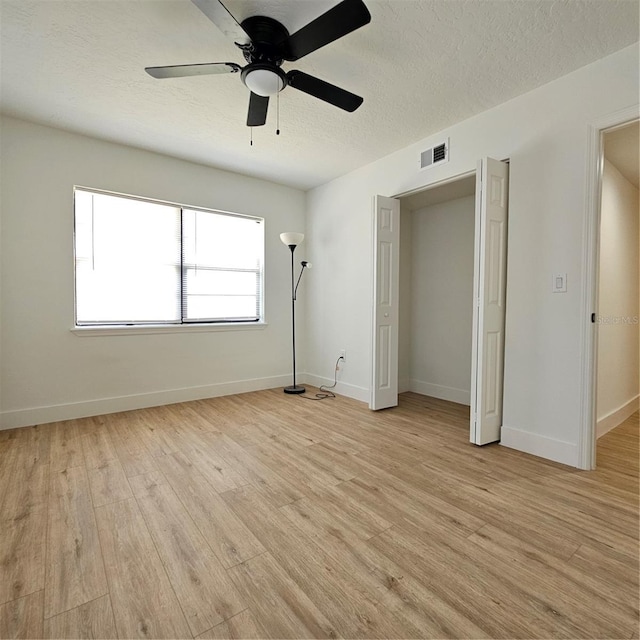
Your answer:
[591,312,596,323]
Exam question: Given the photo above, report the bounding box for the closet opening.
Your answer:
[371,158,509,445]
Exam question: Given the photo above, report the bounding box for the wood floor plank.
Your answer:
[568,542,639,592]
[95,497,191,639]
[45,466,108,618]
[222,484,422,639]
[168,402,222,434]
[133,480,246,636]
[0,426,51,607]
[227,553,337,639]
[134,409,182,457]
[104,413,148,456]
[0,506,47,605]
[339,469,485,541]
[0,436,19,511]
[369,523,586,638]
[490,476,639,558]
[88,458,133,507]
[247,440,344,491]
[0,590,43,640]
[301,483,393,540]
[1,435,49,521]
[280,496,371,547]
[115,447,164,478]
[43,594,117,639]
[205,433,304,507]
[468,523,638,636]
[0,430,50,606]
[17,424,51,466]
[392,463,582,560]
[178,435,249,493]
[81,428,117,470]
[196,609,265,639]
[49,420,84,472]
[160,452,265,568]
[281,494,487,638]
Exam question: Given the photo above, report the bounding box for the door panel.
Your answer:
[470,158,509,445]
[370,196,400,410]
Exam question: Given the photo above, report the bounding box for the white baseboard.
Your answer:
[398,377,411,394]
[408,379,470,405]
[0,374,293,430]
[304,373,369,404]
[500,425,578,467]
[597,395,639,438]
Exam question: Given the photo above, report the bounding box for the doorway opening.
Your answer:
[371,159,510,446]
[398,175,476,407]
[594,119,639,471]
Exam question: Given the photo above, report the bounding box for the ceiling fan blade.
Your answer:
[283,0,371,61]
[191,0,251,45]
[286,70,363,112]
[145,62,241,79]
[247,92,269,126]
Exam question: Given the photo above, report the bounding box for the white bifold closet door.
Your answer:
[470,157,509,445]
[370,195,400,411]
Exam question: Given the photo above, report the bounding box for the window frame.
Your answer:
[72,186,266,333]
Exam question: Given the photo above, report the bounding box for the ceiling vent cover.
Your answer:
[420,139,449,170]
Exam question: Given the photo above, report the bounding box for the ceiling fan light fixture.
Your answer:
[242,65,285,97]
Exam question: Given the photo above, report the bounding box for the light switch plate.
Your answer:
[553,273,567,293]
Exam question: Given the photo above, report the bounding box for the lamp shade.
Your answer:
[280,232,304,247]
[243,68,285,97]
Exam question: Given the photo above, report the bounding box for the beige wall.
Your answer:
[596,159,640,435]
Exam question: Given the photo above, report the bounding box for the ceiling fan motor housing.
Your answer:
[238,16,291,97]
[239,16,289,64]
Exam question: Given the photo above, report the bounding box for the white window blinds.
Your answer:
[182,209,263,322]
[74,189,264,326]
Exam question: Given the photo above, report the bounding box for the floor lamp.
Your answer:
[280,232,311,394]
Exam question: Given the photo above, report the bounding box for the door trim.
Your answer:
[578,103,639,470]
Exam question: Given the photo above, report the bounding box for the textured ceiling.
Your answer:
[1,0,638,190]
[604,121,639,188]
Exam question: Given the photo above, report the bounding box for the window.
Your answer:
[74,188,264,326]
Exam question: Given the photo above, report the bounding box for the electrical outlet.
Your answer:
[340,350,346,362]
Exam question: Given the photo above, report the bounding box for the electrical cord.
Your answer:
[300,355,344,401]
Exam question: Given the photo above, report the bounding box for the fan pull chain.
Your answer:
[250,127,253,146]
[276,90,280,136]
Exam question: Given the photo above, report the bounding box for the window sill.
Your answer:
[71,322,268,337]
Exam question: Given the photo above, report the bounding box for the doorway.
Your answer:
[398,174,476,407]
[594,120,639,465]
[371,158,510,446]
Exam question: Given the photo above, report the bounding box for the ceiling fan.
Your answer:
[145,0,371,127]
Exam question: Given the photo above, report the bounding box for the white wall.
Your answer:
[596,159,640,436]
[0,117,306,429]
[305,44,639,467]
[399,196,475,404]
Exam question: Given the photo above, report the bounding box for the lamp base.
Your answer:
[284,385,306,395]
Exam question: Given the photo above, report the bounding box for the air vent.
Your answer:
[419,138,449,170]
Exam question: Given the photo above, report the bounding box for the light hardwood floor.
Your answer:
[0,391,638,639]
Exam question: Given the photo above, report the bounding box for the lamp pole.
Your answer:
[287,243,304,393]
[280,232,308,395]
